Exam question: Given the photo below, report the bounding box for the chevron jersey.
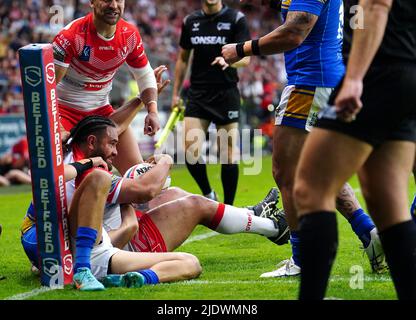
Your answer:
[21,147,124,235]
[281,0,345,87]
[52,13,149,111]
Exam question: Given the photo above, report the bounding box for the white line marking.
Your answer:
[4,286,55,300]
[174,275,392,285]
[183,231,219,244]
[4,231,220,300]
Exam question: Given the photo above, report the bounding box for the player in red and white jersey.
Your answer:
[52,0,160,175]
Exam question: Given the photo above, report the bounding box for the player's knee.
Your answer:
[167,187,189,198]
[272,163,293,191]
[178,253,202,279]
[84,169,112,192]
[184,194,205,206]
[293,178,313,210]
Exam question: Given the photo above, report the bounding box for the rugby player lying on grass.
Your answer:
[21,115,289,291]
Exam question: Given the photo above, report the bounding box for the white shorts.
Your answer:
[275,85,333,132]
[71,228,120,280]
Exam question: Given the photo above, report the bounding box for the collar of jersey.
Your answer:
[88,13,116,42]
[201,4,227,19]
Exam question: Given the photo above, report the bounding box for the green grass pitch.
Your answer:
[0,156,414,300]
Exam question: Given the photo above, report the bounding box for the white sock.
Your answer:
[212,204,278,237]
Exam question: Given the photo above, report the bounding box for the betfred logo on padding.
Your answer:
[45,63,55,84]
[24,66,41,87]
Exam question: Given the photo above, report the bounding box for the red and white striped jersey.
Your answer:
[53,13,149,111]
[63,145,124,206]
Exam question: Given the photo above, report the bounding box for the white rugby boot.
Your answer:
[260,257,301,278]
[363,228,388,274]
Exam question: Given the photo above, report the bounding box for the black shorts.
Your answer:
[184,86,241,125]
[317,63,416,147]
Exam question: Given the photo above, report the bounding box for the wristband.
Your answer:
[146,100,158,113]
[69,159,93,176]
[236,42,245,58]
[251,39,261,56]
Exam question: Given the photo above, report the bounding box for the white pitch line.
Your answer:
[4,286,55,300]
[175,275,392,286]
[183,231,219,245]
[4,231,220,300]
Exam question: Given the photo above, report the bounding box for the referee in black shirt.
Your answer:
[293,0,416,299]
[171,0,250,204]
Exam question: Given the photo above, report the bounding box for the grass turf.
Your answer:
[0,156,414,300]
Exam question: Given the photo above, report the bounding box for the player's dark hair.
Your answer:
[67,115,116,146]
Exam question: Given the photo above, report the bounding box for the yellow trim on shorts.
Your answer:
[284,90,315,119]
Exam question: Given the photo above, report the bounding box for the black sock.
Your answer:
[379,220,416,300]
[221,164,239,205]
[185,160,212,195]
[298,211,338,300]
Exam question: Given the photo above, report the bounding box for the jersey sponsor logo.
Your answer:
[192,22,200,31]
[57,34,71,50]
[99,45,114,51]
[84,79,112,91]
[217,22,231,31]
[79,45,91,61]
[24,66,42,87]
[190,36,226,45]
[228,111,239,120]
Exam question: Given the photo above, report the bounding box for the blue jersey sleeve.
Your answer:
[288,0,325,17]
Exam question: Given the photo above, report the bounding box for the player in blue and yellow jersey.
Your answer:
[222,0,386,276]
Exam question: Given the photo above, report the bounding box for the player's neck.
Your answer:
[202,3,223,15]
[93,16,117,39]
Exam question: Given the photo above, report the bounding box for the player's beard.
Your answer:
[95,8,122,26]
[92,148,114,171]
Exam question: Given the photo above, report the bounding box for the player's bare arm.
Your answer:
[64,156,108,181]
[335,0,393,122]
[107,204,138,249]
[117,154,173,204]
[111,65,170,135]
[171,48,191,109]
[222,11,318,64]
[54,64,67,84]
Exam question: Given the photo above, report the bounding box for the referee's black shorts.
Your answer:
[184,86,241,125]
[317,62,416,147]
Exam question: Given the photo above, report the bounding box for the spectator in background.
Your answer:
[0,137,31,186]
[0,0,285,136]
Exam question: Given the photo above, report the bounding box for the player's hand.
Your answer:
[221,44,240,65]
[152,154,173,167]
[334,78,363,122]
[87,156,109,171]
[144,155,157,165]
[171,95,181,110]
[144,111,160,136]
[211,56,230,70]
[154,65,170,94]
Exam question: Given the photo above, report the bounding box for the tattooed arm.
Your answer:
[222,11,318,63]
[257,11,318,55]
